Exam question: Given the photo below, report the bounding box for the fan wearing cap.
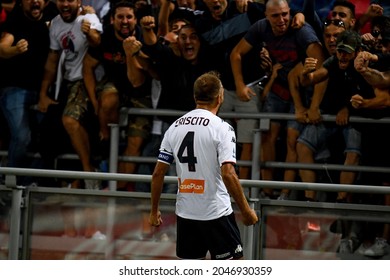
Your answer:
[282,15,347,200]
[302,30,362,83]
[296,29,373,202]
[335,32,360,69]
[337,39,357,52]
[288,17,347,126]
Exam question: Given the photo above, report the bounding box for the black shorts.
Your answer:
[176,212,243,260]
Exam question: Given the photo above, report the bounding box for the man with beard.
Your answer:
[296,30,372,203]
[83,0,153,190]
[37,0,102,189]
[0,0,49,184]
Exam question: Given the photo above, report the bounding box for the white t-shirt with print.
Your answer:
[49,13,102,82]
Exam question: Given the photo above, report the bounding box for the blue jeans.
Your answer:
[298,123,361,161]
[0,87,43,168]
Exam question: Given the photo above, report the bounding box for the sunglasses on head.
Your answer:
[372,29,381,38]
[324,19,346,28]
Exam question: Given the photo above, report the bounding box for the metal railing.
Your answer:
[1,109,390,260]
[2,168,390,260]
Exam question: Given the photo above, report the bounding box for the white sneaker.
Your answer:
[355,242,370,255]
[364,238,388,257]
[277,193,289,200]
[84,169,101,190]
[159,233,170,242]
[84,179,100,190]
[91,230,106,240]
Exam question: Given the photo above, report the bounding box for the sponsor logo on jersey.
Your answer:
[178,178,205,193]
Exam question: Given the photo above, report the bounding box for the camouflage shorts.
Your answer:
[96,78,117,99]
[62,80,90,122]
[95,77,152,139]
[126,96,152,139]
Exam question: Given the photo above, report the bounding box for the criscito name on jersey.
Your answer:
[174,116,210,127]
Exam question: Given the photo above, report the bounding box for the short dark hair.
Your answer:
[169,18,190,32]
[372,15,390,31]
[177,23,197,35]
[194,71,222,103]
[110,0,136,18]
[332,0,356,18]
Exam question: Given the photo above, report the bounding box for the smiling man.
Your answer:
[82,0,153,189]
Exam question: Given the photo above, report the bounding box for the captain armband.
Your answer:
[157,150,174,164]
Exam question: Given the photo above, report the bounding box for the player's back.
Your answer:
[161,108,237,220]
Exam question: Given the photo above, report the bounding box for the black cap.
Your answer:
[336,30,361,53]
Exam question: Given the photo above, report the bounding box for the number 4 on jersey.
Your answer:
[177,131,197,172]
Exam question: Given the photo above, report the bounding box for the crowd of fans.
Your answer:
[1,0,390,256]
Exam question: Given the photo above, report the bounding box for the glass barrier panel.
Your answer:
[260,202,390,260]
[0,188,11,260]
[27,191,177,260]
[26,191,250,260]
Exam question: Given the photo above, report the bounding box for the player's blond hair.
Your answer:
[194,71,222,104]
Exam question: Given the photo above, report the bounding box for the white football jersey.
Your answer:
[158,109,237,220]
